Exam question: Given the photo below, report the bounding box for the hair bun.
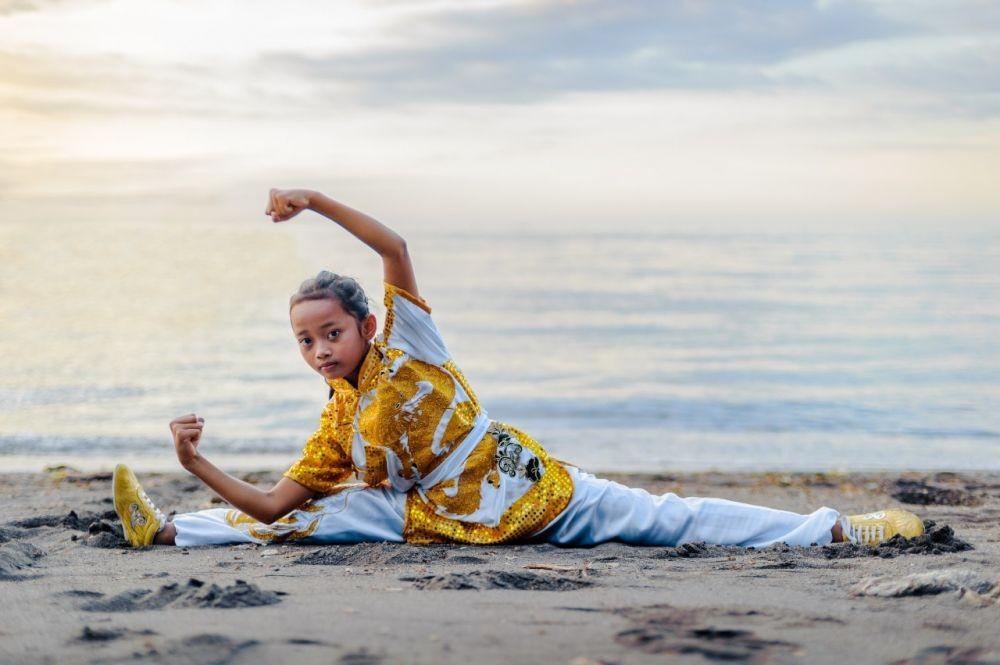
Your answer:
[290,271,370,321]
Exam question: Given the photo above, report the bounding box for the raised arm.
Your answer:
[266,188,419,297]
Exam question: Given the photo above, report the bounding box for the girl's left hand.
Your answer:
[266,188,313,222]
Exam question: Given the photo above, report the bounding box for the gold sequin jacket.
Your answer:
[284,283,574,544]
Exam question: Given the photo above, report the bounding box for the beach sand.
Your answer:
[1,468,998,664]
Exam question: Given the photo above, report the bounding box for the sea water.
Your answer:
[1,219,997,472]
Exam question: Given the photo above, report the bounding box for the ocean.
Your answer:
[1,219,997,472]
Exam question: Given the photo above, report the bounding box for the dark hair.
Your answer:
[289,271,370,321]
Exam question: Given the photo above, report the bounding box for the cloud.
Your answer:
[0,0,105,16]
[258,0,908,103]
[0,50,294,118]
[866,0,1000,35]
[0,0,44,15]
[770,33,1000,119]
[4,1,997,119]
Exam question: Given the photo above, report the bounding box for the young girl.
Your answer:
[113,188,923,550]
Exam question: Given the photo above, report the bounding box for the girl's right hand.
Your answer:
[266,188,313,223]
[170,414,204,467]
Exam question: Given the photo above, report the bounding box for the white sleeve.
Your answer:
[380,282,450,366]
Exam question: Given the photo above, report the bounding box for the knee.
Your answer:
[601,487,690,543]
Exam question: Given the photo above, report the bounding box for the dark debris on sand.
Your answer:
[0,541,47,580]
[77,625,127,642]
[400,569,593,591]
[819,520,973,559]
[120,633,260,665]
[338,649,384,665]
[891,478,981,506]
[294,542,450,567]
[80,578,283,612]
[3,508,131,548]
[75,625,157,642]
[448,554,489,564]
[610,604,801,660]
[652,542,747,559]
[82,519,130,549]
[890,645,996,665]
[9,509,118,531]
[0,525,28,543]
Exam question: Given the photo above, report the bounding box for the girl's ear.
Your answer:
[362,313,378,341]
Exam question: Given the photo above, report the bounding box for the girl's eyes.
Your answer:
[298,330,340,346]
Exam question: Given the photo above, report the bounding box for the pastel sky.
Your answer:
[1,0,998,230]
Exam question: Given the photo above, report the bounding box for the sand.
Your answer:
[1,468,998,664]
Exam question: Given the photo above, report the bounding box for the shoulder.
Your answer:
[380,282,449,365]
[384,282,432,315]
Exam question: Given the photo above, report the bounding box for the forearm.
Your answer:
[182,455,286,523]
[307,191,406,258]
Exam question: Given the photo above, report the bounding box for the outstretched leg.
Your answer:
[537,467,839,548]
[113,464,406,548]
[116,463,405,548]
[168,483,406,546]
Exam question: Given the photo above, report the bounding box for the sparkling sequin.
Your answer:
[422,430,498,516]
[443,359,481,412]
[358,357,463,479]
[404,423,573,544]
[360,445,388,486]
[283,391,356,494]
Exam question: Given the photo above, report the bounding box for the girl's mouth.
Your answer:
[319,362,338,372]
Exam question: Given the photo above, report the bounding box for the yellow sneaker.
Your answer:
[840,509,924,546]
[113,464,166,548]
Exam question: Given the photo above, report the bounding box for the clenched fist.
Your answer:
[170,413,204,468]
[266,188,313,223]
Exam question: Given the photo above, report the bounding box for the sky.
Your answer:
[0,0,998,231]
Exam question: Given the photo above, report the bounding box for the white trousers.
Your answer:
[173,467,838,548]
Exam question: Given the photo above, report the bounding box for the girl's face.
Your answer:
[290,298,377,385]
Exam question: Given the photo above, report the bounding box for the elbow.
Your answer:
[258,510,287,526]
[386,236,408,261]
[256,493,294,525]
[249,509,278,525]
[251,500,281,525]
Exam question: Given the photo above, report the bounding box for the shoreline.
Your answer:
[2,468,999,663]
[4,452,1000,475]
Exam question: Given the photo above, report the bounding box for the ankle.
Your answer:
[153,522,177,546]
[830,520,844,543]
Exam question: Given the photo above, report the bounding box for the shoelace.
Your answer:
[846,522,885,545]
[138,488,167,527]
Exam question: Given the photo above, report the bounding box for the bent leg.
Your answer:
[172,483,405,547]
[537,467,838,548]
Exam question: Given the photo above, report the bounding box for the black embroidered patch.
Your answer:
[492,425,542,483]
[524,457,542,482]
[495,433,522,478]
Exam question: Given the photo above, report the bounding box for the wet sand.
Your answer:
[1,468,998,664]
